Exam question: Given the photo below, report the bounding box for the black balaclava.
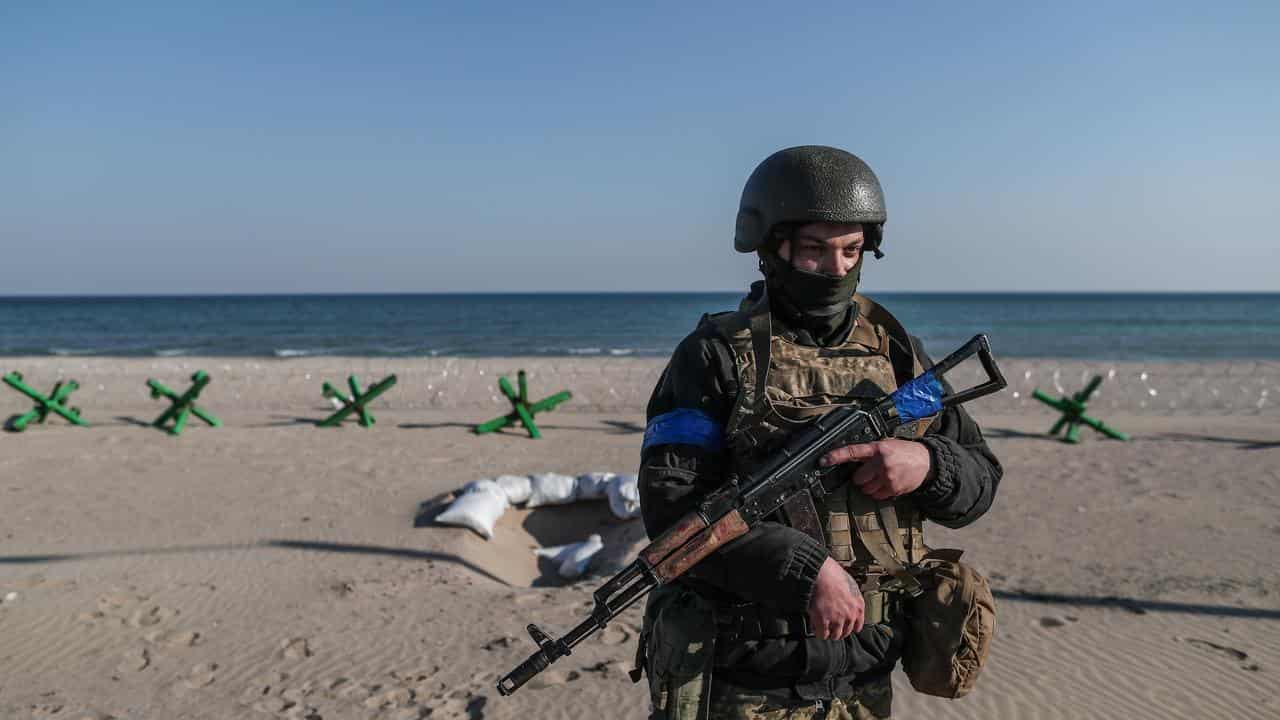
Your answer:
[759,248,863,345]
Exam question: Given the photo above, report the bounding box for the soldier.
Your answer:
[638,146,1002,719]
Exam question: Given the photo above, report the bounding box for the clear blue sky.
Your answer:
[3,1,1276,294]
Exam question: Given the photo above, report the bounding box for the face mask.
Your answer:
[761,252,863,318]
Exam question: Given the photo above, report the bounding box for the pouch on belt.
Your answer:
[900,549,996,699]
[642,584,717,720]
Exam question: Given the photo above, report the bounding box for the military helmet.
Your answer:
[734,145,887,256]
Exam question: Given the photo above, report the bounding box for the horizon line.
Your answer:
[2,289,1280,300]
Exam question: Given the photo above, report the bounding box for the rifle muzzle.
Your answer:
[496,650,550,696]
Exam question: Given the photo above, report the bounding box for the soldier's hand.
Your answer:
[820,439,932,501]
[808,557,864,640]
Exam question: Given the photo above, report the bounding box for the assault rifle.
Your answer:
[497,334,1006,696]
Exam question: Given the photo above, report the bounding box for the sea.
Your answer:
[1,293,1278,361]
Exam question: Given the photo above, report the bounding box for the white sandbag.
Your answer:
[525,472,579,507]
[607,474,641,520]
[559,533,604,578]
[534,534,604,579]
[436,481,509,539]
[575,472,615,500]
[494,474,533,505]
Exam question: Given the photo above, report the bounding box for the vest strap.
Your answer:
[750,305,772,415]
[722,289,773,446]
[876,502,924,595]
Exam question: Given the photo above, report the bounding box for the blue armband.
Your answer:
[642,408,724,453]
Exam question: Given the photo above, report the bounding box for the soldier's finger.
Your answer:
[820,442,880,467]
[851,458,881,487]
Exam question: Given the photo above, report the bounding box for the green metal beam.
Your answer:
[3,371,89,431]
[318,374,397,428]
[1032,375,1129,443]
[474,370,572,439]
[148,371,221,436]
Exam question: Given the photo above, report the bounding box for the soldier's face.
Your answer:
[779,223,865,277]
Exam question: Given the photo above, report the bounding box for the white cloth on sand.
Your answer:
[534,534,605,579]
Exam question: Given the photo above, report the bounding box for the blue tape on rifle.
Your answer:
[643,408,724,452]
[893,370,945,422]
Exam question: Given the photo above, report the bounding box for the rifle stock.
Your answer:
[647,510,751,584]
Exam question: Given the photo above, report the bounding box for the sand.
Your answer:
[1,356,1278,719]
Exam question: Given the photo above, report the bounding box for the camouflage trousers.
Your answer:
[705,675,892,720]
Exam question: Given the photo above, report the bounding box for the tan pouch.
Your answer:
[901,549,996,699]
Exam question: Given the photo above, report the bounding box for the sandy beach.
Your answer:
[2,356,1279,719]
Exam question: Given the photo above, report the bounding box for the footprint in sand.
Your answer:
[251,696,290,714]
[76,611,113,626]
[583,660,631,678]
[385,708,429,720]
[146,628,201,647]
[238,670,294,708]
[1037,617,1068,628]
[280,706,322,720]
[184,662,218,689]
[276,682,323,709]
[97,591,145,614]
[599,627,631,645]
[1179,637,1249,661]
[317,676,350,696]
[336,681,375,703]
[527,669,580,689]
[363,687,413,710]
[422,696,472,718]
[248,693,320,717]
[482,635,517,651]
[117,647,150,673]
[128,604,179,628]
[279,637,312,660]
[69,711,117,720]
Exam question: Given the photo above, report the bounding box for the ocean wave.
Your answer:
[153,348,191,357]
[608,348,635,356]
[367,344,439,356]
[567,347,603,355]
[48,347,99,356]
[273,348,334,358]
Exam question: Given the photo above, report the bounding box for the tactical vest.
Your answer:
[701,292,936,579]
